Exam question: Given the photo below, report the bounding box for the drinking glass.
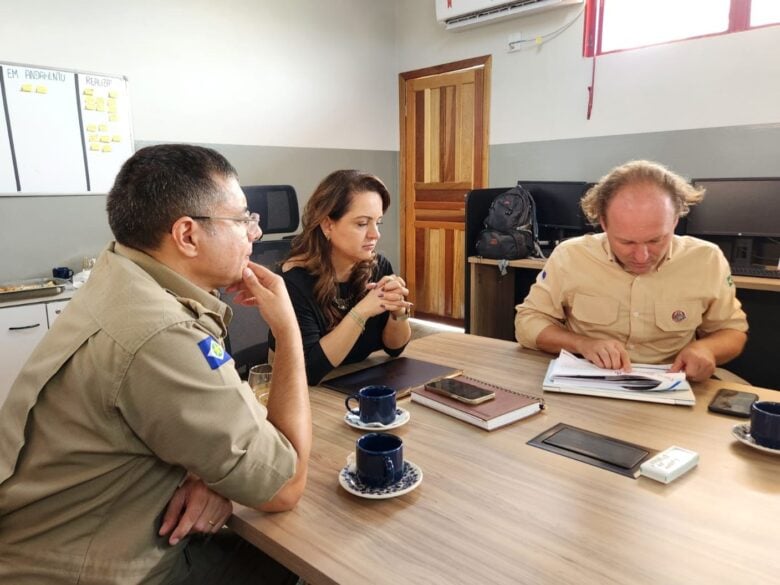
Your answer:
[248,363,272,405]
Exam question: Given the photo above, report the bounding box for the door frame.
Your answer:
[398,55,491,317]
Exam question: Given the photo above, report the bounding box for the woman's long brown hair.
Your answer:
[286,170,391,329]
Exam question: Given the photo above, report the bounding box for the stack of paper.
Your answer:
[543,351,695,406]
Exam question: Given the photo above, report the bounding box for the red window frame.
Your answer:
[583,0,776,57]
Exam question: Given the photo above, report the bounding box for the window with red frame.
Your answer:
[584,0,780,56]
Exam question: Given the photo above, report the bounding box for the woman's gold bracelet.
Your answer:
[347,308,366,332]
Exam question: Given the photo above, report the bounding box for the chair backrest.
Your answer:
[226,185,300,378]
[242,185,300,234]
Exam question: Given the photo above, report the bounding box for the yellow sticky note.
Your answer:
[21,83,33,92]
[109,114,119,122]
[90,144,100,151]
[35,86,48,94]
[85,103,96,111]
[108,104,117,113]
[102,144,112,153]
[100,135,110,143]
[96,103,106,112]
[87,124,97,132]
[112,135,121,142]
[89,134,99,142]
[109,90,118,98]
[99,124,108,132]
[83,88,94,96]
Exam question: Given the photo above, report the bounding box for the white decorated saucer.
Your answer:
[732,423,780,455]
[344,407,410,431]
[339,458,423,499]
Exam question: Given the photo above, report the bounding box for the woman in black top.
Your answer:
[269,170,412,384]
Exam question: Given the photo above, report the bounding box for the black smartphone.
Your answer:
[707,388,758,418]
[426,378,495,405]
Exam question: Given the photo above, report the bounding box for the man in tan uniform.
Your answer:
[515,160,748,382]
[0,145,310,584]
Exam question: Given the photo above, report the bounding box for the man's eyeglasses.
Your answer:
[191,212,262,241]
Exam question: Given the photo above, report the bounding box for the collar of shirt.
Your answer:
[112,242,232,332]
[598,233,677,274]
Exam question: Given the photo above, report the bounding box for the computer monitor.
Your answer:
[517,181,592,243]
[687,178,780,267]
[686,179,780,238]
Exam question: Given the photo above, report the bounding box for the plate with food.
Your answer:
[0,278,69,302]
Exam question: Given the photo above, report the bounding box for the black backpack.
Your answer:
[475,184,540,260]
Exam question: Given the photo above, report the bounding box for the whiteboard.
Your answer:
[0,62,134,195]
[0,86,15,192]
[78,73,134,192]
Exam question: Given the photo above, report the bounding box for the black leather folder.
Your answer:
[321,357,462,398]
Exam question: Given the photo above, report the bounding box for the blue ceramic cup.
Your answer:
[750,401,780,449]
[52,267,73,280]
[355,433,404,487]
[345,385,396,425]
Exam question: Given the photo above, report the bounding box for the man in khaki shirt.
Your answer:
[515,160,747,382]
[0,145,311,584]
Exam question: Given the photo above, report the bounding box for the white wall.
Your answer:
[396,1,780,144]
[0,0,398,151]
[0,0,402,280]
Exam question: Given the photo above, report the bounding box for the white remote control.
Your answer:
[639,446,699,484]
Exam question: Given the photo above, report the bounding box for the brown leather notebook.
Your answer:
[322,357,462,398]
[411,376,544,431]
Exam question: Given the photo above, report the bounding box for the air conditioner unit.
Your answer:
[435,0,583,32]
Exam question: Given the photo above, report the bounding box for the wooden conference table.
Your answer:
[230,332,780,585]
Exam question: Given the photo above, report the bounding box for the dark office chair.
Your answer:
[224,185,300,379]
[243,184,299,235]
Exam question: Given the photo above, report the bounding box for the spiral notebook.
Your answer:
[411,376,544,431]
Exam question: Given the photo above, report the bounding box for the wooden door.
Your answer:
[399,56,490,325]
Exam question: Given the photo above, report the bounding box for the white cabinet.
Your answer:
[46,300,70,327]
[0,297,71,407]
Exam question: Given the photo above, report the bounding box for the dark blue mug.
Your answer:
[52,267,73,280]
[355,433,404,487]
[751,401,780,449]
[345,385,396,425]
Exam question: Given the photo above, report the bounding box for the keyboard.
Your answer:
[730,265,780,279]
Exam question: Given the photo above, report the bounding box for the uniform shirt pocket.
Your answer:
[654,301,703,332]
[571,294,619,325]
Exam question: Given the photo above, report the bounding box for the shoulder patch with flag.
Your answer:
[198,336,232,370]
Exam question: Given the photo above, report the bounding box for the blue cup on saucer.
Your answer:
[346,385,396,426]
[751,401,780,449]
[355,433,404,487]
